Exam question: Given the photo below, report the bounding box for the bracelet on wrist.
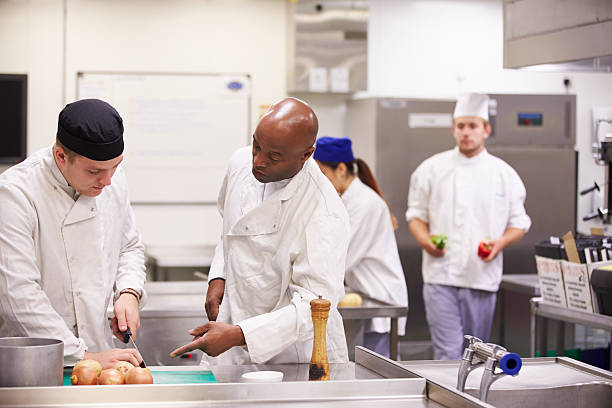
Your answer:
[119,288,140,302]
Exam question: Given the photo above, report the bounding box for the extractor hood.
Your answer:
[503,0,612,72]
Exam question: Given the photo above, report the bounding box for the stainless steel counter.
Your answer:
[4,346,607,407]
[0,379,447,407]
[109,281,208,365]
[211,362,375,382]
[0,353,490,408]
[339,296,406,360]
[500,274,540,296]
[146,245,215,281]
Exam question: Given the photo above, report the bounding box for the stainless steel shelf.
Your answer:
[529,297,612,368]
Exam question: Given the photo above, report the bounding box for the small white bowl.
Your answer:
[241,370,284,383]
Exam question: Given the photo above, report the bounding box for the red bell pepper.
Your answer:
[477,241,492,258]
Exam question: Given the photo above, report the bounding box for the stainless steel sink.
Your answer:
[473,381,612,408]
[397,357,612,408]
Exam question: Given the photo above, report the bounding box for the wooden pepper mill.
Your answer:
[309,296,330,381]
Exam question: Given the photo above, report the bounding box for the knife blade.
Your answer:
[121,328,147,368]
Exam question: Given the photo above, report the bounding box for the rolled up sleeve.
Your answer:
[507,170,531,232]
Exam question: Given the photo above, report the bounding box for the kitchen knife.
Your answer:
[121,328,147,368]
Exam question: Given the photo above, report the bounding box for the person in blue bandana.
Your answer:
[314,136,408,358]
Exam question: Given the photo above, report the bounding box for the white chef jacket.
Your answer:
[0,146,147,364]
[205,146,350,365]
[343,178,408,335]
[405,148,531,292]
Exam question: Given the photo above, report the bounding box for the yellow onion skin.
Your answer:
[74,359,102,377]
[125,367,154,384]
[71,366,98,385]
[99,369,125,385]
[112,361,135,379]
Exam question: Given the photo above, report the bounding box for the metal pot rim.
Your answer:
[0,337,63,349]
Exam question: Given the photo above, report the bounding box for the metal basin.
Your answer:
[0,337,63,387]
[398,357,612,408]
[474,381,612,408]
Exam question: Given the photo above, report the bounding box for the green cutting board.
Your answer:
[63,369,217,385]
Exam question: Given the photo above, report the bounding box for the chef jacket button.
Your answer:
[245,226,249,231]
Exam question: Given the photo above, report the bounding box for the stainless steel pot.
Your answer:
[0,337,63,387]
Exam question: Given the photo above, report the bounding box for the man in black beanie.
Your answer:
[0,99,146,369]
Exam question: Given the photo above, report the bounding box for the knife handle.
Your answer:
[120,328,132,344]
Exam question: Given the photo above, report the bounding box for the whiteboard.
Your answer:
[77,72,251,203]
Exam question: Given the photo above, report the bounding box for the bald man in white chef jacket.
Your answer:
[170,98,350,365]
[406,93,531,360]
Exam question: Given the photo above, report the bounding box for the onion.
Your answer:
[99,368,125,385]
[125,367,154,384]
[112,361,135,379]
[74,359,102,377]
[71,366,98,385]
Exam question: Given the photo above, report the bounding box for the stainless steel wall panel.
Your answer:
[488,94,576,146]
[487,146,577,276]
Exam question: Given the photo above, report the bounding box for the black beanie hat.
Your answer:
[57,99,124,161]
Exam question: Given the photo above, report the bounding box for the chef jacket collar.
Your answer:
[44,146,79,200]
[277,157,316,202]
[261,177,292,202]
[251,157,314,204]
[453,146,488,164]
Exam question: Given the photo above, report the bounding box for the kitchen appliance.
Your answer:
[584,111,612,222]
[590,266,612,316]
[0,337,63,387]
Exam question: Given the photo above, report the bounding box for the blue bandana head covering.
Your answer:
[313,136,354,163]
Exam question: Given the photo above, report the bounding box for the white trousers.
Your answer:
[423,283,497,360]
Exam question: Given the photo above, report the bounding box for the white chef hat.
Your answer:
[453,93,490,122]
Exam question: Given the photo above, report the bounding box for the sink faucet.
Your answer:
[457,335,485,392]
[456,335,523,403]
[479,344,513,403]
